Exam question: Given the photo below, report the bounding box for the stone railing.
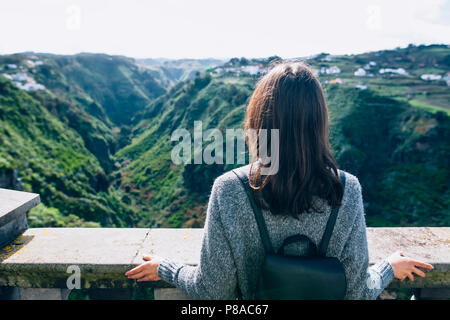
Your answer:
[0,189,449,300]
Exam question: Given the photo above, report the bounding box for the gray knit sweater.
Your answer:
[158,165,394,300]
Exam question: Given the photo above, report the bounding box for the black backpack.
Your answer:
[232,168,347,300]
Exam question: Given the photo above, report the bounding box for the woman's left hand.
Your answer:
[125,255,162,282]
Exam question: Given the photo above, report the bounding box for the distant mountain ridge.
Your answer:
[136,57,225,88]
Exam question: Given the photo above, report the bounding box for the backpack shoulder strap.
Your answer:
[318,170,346,257]
[232,167,275,254]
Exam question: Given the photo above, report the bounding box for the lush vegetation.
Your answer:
[0,45,448,229]
[0,53,166,227]
[116,45,449,228]
[116,73,253,227]
[327,86,449,226]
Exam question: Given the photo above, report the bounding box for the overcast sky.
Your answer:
[0,0,449,59]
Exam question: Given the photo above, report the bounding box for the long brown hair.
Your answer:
[245,61,343,217]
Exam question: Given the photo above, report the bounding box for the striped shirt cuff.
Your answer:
[373,260,395,289]
[157,258,184,285]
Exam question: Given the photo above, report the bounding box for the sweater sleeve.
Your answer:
[157,179,239,299]
[340,177,394,300]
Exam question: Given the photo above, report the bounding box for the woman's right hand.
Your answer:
[387,251,434,281]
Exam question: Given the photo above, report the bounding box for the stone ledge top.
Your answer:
[0,188,40,224]
[0,227,448,289]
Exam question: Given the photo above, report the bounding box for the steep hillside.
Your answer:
[0,77,134,227]
[327,86,449,226]
[115,73,253,227]
[0,45,448,229]
[25,53,166,125]
[0,53,167,172]
[115,46,449,228]
[0,53,167,227]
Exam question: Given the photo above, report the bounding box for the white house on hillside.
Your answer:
[354,68,367,76]
[10,72,29,82]
[2,72,45,91]
[443,73,450,86]
[379,68,408,76]
[17,83,45,91]
[356,84,367,90]
[420,74,442,81]
[241,65,263,75]
[321,66,341,75]
[364,61,377,70]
